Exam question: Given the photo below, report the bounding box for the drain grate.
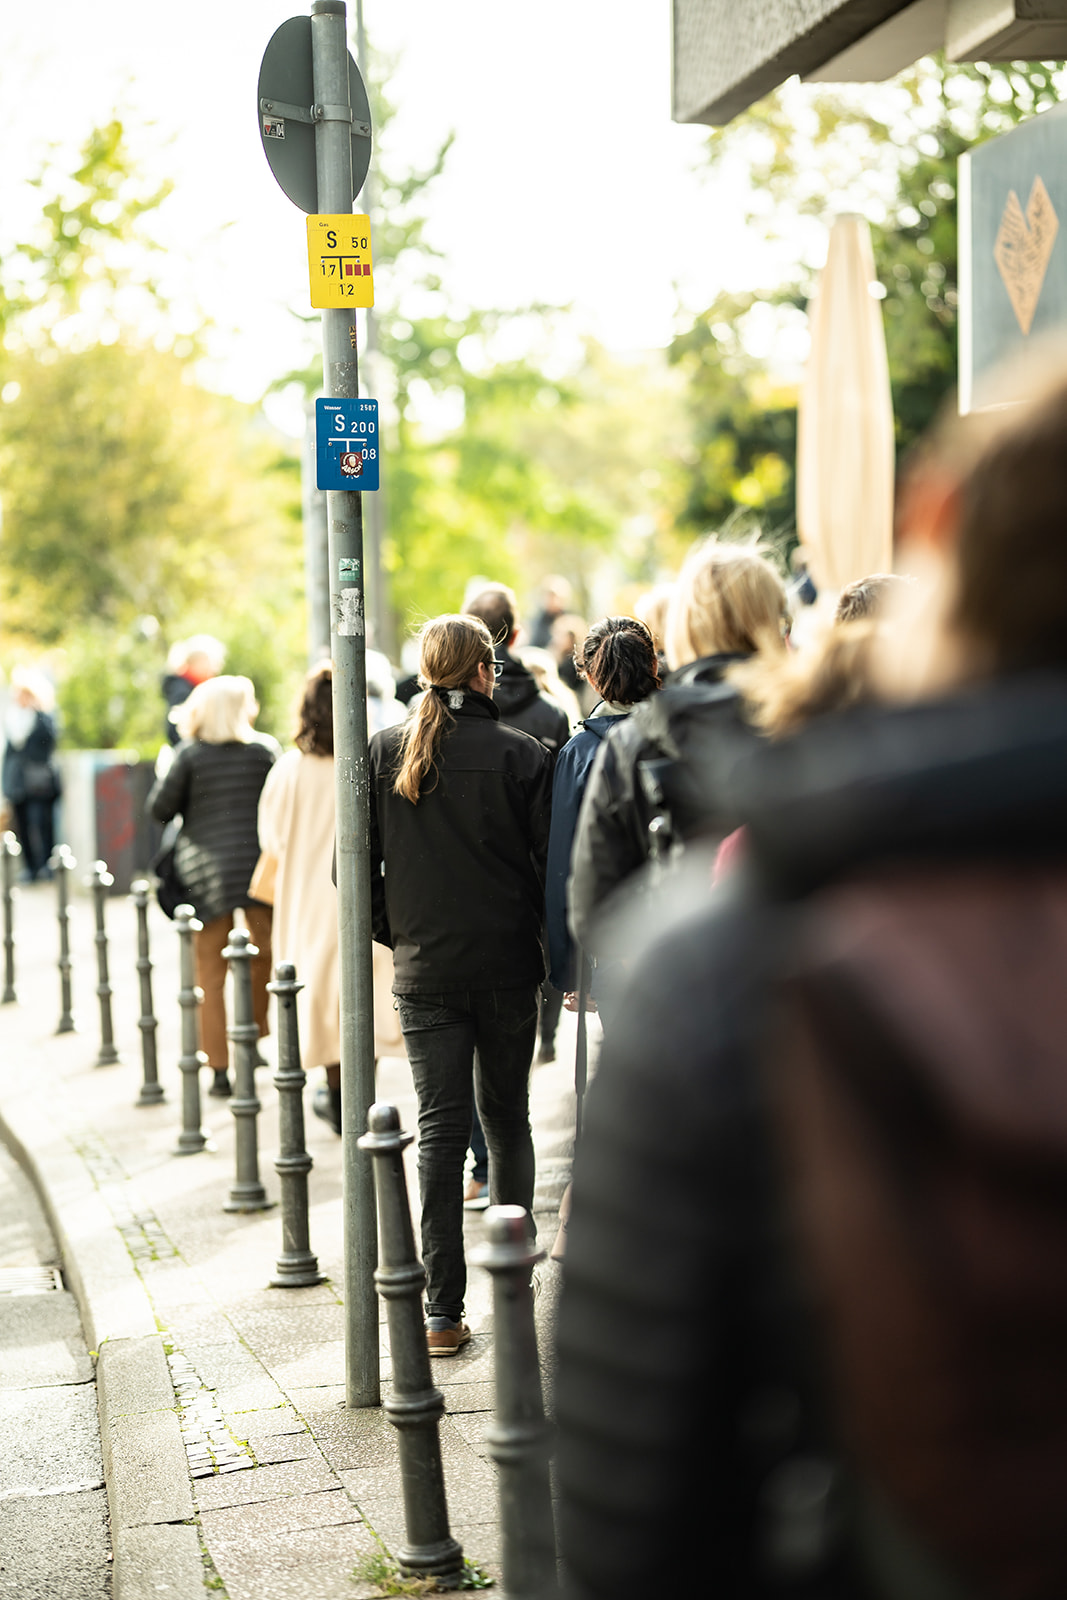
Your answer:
[0,1265,63,1295]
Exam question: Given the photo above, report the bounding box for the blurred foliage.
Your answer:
[0,120,305,749]
[379,327,688,625]
[674,56,1066,538]
[0,342,300,642]
[54,621,168,758]
[670,290,801,536]
[185,604,306,748]
[272,39,687,636]
[0,119,175,356]
[51,603,303,758]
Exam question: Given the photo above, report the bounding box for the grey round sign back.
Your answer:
[258,15,372,215]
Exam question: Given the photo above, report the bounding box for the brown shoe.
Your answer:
[425,1320,472,1357]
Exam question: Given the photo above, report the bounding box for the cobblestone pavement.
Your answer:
[0,874,579,1599]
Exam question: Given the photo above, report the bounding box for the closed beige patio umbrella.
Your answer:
[796,214,895,593]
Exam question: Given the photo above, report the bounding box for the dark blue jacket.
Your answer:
[545,710,629,990]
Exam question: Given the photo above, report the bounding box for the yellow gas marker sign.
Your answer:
[307,214,375,308]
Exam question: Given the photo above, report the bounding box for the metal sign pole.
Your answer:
[311,0,380,1409]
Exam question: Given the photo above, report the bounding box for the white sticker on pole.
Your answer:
[335,589,364,638]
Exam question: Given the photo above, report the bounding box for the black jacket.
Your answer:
[2,710,58,804]
[148,737,279,924]
[369,690,553,993]
[556,673,1067,1599]
[567,653,751,957]
[492,650,571,751]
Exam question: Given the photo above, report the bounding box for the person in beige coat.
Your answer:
[257,662,402,1133]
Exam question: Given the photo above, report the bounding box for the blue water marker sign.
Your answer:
[315,398,380,491]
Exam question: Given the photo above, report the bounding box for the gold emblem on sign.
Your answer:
[994,176,1059,336]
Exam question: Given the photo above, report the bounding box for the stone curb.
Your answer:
[0,1089,206,1600]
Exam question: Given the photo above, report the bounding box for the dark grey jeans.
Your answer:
[397,986,539,1322]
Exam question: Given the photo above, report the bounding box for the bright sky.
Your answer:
[3,0,781,433]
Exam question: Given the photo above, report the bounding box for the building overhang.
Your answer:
[673,0,1067,126]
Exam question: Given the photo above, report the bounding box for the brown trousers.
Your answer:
[194,904,273,1070]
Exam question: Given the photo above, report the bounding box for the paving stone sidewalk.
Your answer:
[0,874,577,1600]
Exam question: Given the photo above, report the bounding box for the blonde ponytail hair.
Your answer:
[393,615,494,803]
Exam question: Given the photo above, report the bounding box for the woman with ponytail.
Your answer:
[369,614,554,1356]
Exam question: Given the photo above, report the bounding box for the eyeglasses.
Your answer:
[492,660,504,679]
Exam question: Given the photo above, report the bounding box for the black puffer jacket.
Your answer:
[369,690,553,993]
[567,652,752,956]
[492,650,571,751]
[148,737,279,924]
[557,673,1067,1600]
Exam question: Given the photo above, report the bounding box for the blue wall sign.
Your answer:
[315,397,380,491]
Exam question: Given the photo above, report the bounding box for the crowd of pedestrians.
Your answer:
[5,356,1066,1599]
[369,613,554,1352]
[556,368,1067,1599]
[1,666,60,881]
[147,675,280,1095]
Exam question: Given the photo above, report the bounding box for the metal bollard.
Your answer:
[472,1206,558,1599]
[223,927,271,1212]
[267,962,323,1287]
[358,1103,464,1584]
[2,832,20,1004]
[173,905,207,1155]
[51,845,76,1034]
[86,861,119,1065]
[131,880,163,1105]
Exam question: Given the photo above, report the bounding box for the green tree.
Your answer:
[670,290,800,541]
[53,601,303,757]
[0,341,301,642]
[374,313,688,623]
[275,41,688,633]
[674,57,1066,536]
[0,119,174,355]
[0,119,306,745]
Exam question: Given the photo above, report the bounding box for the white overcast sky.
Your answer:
[3,1,789,430]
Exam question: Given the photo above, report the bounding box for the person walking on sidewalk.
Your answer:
[567,539,787,1013]
[369,614,553,1356]
[463,583,572,753]
[160,633,226,748]
[464,582,570,1072]
[555,369,1067,1598]
[148,676,279,1096]
[256,663,342,1129]
[1,667,60,882]
[257,661,404,1136]
[545,615,661,1011]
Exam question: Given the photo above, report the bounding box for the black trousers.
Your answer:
[397,985,539,1321]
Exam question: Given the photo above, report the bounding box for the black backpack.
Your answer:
[634,679,750,865]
